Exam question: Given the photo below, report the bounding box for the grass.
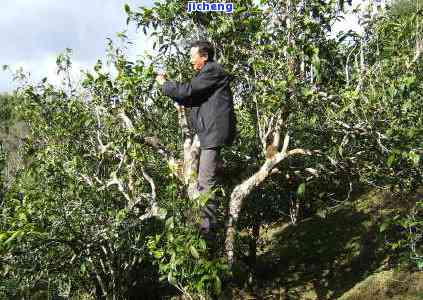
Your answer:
[338,270,423,300]
[222,186,423,299]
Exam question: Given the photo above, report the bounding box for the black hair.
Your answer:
[190,40,214,62]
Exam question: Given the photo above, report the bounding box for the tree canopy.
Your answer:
[0,0,421,298]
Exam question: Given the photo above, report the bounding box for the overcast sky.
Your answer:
[0,0,364,93]
[0,0,155,92]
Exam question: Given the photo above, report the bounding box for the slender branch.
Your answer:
[117,111,134,132]
[281,132,290,155]
[345,44,358,85]
[141,166,157,208]
[175,103,191,139]
[94,106,113,155]
[272,111,283,148]
[105,168,131,203]
[133,134,174,161]
[86,247,107,297]
[128,160,135,204]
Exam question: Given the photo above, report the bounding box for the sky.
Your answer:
[0,0,155,92]
[0,0,366,93]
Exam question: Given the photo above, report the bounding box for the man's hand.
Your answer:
[155,74,167,85]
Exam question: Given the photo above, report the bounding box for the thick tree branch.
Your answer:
[141,166,157,209]
[185,135,201,199]
[175,103,191,139]
[225,130,320,266]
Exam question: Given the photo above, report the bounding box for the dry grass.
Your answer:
[339,270,423,300]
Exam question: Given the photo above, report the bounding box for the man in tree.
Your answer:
[156,40,237,238]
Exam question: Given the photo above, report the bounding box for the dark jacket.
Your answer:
[162,61,237,149]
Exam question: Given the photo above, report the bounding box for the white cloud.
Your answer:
[1,0,386,93]
[332,0,388,37]
[0,0,155,92]
[332,11,362,36]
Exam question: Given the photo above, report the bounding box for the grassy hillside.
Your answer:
[218,187,423,300]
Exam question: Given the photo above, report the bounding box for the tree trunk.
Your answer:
[224,140,319,268]
[248,221,260,285]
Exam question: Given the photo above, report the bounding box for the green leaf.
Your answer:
[0,233,7,243]
[116,31,128,39]
[167,232,174,242]
[168,272,175,284]
[116,209,126,222]
[379,222,389,232]
[4,231,20,245]
[80,263,86,274]
[124,4,131,14]
[156,207,167,220]
[153,250,163,259]
[190,245,199,259]
[391,242,401,250]
[297,183,306,197]
[387,153,396,167]
[165,217,174,230]
[94,60,102,72]
[301,87,313,97]
[407,151,420,167]
[213,275,222,295]
[199,239,207,250]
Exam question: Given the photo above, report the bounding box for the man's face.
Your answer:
[190,47,208,71]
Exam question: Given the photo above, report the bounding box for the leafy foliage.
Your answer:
[0,0,422,298]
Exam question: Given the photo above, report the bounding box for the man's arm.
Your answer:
[162,65,221,107]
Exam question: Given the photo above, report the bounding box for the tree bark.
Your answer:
[224,128,319,266]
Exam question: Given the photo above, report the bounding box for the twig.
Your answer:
[141,166,157,208]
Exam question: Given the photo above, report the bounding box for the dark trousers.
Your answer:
[197,147,221,233]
